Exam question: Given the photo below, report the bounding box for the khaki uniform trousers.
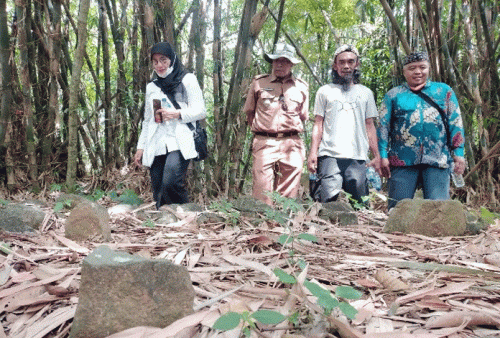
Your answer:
[252,134,305,205]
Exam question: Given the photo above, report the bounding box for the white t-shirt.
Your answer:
[314,83,377,160]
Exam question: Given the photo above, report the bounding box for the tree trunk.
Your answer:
[210,0,224,195]
[99,0,112,168]
[212,0,260,194]
[16,0,39,189]
[66,0,91,189]
[0,0,12,146]
[103,0,128,169]
[379,0,411,54]
[161,0,175,45]
[43,0,62,174]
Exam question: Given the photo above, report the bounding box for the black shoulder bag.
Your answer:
[412,90,453,150]
[187,121,208,161]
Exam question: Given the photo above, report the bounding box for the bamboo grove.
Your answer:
[0,0,498,207]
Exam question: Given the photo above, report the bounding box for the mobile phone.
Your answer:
[153,99,162,123]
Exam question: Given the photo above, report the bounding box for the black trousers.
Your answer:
[150,151,190,208]
[317,156,368,204]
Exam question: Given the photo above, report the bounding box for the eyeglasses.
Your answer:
[279,94,288,111]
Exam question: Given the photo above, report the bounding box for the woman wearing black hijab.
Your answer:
[134,42,206,208]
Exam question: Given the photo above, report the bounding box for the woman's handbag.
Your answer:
[188,121,208,161]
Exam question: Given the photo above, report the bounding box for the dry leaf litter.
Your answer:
[1,190,500,338]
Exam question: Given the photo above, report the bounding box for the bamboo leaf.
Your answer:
[251,310,286,325]
[297,233,318,242]
[338,301,358,320]
[273,268,297,284]
[335,285,363,300]
[212,312,242,331]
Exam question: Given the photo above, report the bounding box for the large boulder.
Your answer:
[69,245,195,338]
[0,202,47,232]
[384,199,467,237]
[65,201,111,241]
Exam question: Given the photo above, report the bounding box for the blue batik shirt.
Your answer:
[377,81,465,168]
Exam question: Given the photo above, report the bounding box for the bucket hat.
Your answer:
[264,43,300,64]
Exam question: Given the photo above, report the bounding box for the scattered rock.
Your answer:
[196,212,226,225]
[108,203,136,216]
[465,211,490,235]
[0,202,47,232]
[384,199,467,237]
[232,196,271,217]
[69,245,195,338]
[65,201,111,241]
[318,201,358,226]
[56,193,90,210]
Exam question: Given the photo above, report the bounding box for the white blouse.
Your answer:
[137,73,206,167]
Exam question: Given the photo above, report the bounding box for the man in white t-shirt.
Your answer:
[307,45,381,205]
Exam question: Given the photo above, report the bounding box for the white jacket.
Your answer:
[137,73,206,167]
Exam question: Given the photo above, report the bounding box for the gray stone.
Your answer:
[318,201,358,226]
[155,212,178,225]
[65,201,111,241]
[56,193,90,210]
[384,199,467,237]
[232,196,271,217]
[465,212,489,235]
[69,245,195,338]
[108,204,136,216]
[0,202,47,232]
[196,212,226,225]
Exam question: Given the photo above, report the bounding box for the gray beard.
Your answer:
[337,73,354,92]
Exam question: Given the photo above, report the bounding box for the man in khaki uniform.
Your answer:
[243,43,309,205]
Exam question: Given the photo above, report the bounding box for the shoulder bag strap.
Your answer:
[412,90,452,150]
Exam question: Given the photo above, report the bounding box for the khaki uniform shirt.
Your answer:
[244,73,309,133]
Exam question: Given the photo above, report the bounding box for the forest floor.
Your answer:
[1,168,500,338]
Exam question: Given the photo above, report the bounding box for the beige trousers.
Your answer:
[252,134,305,205]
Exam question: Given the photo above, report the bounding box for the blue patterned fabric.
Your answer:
[378,81,465,168]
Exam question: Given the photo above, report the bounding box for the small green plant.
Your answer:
[142,218,156,227]
[50,183,63,192]
[54,199,73,212]
[109,189,143,205]
[271,267,361,319]
[480,206,499,225]
[0,199,8,206]
[90,189,106,202]
[268,191,304,214]
[210,200,240,225]
[343,192,370,210]
[265,208,288,225]
[213,309,286,336]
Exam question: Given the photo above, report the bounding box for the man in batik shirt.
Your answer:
[378,51,466,210]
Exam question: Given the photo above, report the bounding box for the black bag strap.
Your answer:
[412,90,453,150]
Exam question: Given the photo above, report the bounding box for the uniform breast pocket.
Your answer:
[259,91,277,110]
[283,88,304,112]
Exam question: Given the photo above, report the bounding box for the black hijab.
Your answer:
[150,42,188,109]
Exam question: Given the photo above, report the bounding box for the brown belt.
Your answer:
[254,131,299,138]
